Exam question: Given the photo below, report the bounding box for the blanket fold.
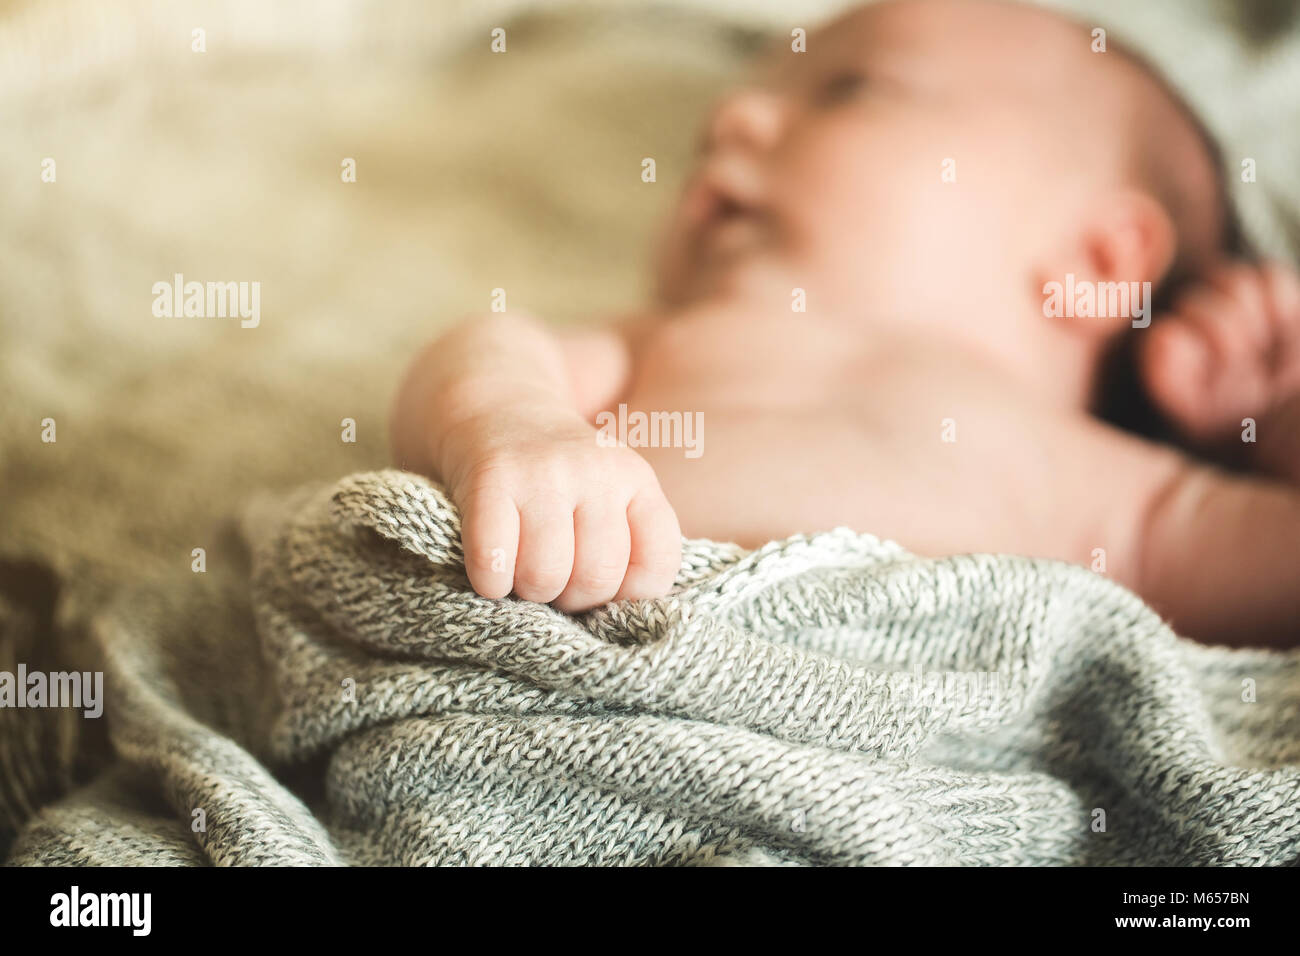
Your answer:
[7,469,1300,865]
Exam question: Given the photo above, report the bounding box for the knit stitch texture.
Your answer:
[5,469,1300,865]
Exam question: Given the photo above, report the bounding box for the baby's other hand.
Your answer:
[1140,261,1300,444]
[444,405,682,613]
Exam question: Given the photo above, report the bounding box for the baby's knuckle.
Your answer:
[570,564,625,595]
[462,454,521,493]
[620,454,659,487]
[531,452,584,491]
[592,550,632,581]
[515,555,571,590]
[517,486,571,518]
[463,540,501,570]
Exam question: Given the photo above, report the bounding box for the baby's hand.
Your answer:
[442,403,682,612]
[1140,261,1300,444]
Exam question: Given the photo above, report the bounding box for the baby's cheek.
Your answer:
[788,190,931,297]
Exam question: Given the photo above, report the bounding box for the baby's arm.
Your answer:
[986,395,1300,647]
[1042,425,1300,647]
[1015,417,1300,647]
[1140,463,1300,647]
[895,355,1298,648]
[390,312,680,611]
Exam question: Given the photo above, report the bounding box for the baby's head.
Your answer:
[654,0,1240,388]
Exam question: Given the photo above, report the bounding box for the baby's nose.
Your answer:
[698,87,786,155]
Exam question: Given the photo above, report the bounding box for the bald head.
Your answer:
[815,0,1232,287]
[1102,34,1239,285]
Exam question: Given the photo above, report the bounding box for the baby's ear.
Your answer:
[1081,189,1177,289]
[1034,189,1176,336]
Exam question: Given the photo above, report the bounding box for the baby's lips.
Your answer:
[680,155,768,225]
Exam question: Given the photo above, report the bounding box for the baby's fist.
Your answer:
[449,410,682,612]
[1142,261,1300,442]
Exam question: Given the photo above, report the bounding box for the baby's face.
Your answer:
[653,0,1161,323]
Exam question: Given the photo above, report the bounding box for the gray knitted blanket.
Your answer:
[6,469,1300,865]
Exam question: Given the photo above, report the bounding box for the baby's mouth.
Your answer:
[684,158,765,218]
[701,202,773,266]
[688,187,768,251]
[700,204,765,251]
[678,157,773,264]
[709,195,753,225]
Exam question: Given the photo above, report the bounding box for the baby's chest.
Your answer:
[619,345,1101,555]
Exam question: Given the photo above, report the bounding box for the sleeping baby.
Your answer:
[391,0,1300,647]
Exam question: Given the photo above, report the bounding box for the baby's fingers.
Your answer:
[514,494,576,604]
[616,489,682,601]
[1206,264,1270,333]
[554,498,632,613]
[460,487,519,600]
[1175,285,1268,365]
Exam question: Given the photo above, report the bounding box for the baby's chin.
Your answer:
[657,222,785,300]
[659,252,798,313]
